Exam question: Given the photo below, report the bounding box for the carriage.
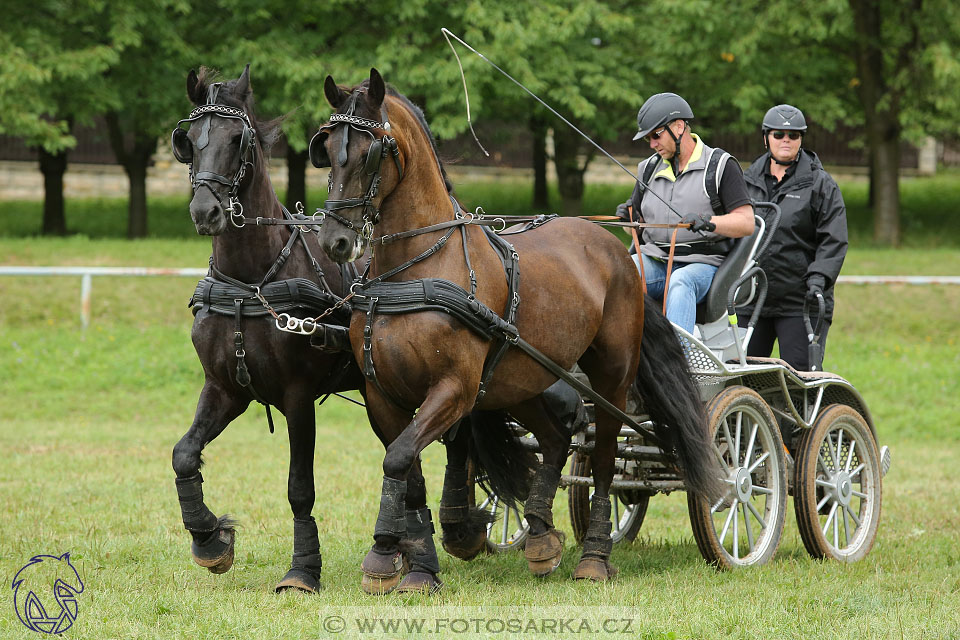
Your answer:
[480,203,891,569]
[171,65,889,592]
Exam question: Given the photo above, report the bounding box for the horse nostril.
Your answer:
[333,237,349,257]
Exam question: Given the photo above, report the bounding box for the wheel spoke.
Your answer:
[833,502,840,547]
[486,495,499,537]
[501,503,511,543]
[612,497,621,533]
[849,463,866,479]
[732,503,740,559]
[822,502,838,535]
[719,499,738,545]
[712,493,733,513]
[841,504,850,547]
[752,485,773,495]
[747,451,770,473]
[816,492,832,511]
[722,418,735,466]
[835,429,844,470]
[734,412,743,467]
[851,489,868,499]
[742,501,755,551]
[744,420,759,470]
[815,478,834,489]
[821,433,836,472]
[714,447,733,474]
[745,498,767,528]
[844,503,862,527]
[844,438,857,472]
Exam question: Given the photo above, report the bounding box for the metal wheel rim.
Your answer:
[709,401,784,565]
[810,422,879,557]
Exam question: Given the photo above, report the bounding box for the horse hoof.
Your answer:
[524,529,565,577]
[396,571,443,594]
[192,528,235,575]
[360,549,406,595]
[276,567,322,594]
[441,529,487,561]
[572,556,618,582]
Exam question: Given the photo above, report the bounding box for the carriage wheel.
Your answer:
[688,386,787,569]
[479,488,529,552]
[568,451,649,544]
[794,404,882,562]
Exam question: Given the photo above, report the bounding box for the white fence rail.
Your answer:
[1,266,959,330]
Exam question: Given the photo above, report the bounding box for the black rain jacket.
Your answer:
[740,149,848,320]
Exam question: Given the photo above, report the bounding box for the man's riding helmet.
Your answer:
[633,92,694,141]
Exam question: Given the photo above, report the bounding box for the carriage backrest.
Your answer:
[695,213,765,325]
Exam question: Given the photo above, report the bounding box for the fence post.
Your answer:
[81,274,92,330]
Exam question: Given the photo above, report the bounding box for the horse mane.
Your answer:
[193,66,285,157]
[340,80,455,196]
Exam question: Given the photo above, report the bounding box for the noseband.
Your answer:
[310,107,403,243]
[171,83,257,226]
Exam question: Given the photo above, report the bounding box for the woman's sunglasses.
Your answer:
[771,131,802,140]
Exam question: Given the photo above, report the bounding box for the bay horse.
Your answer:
[312,68,722,587]
[168,65,438,594]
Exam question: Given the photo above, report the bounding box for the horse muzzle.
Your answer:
[190,192,228,236]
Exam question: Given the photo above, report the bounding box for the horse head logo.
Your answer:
[11,553,84,634]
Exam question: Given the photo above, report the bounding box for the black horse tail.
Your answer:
[634,297,724,502]
[467,410,537,510]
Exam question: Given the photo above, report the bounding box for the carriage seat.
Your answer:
[695,216,763,325]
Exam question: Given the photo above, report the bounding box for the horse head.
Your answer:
[171,65,260,236]
[312,68,407,264]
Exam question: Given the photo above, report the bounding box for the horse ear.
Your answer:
[235,64,251,99]
[324,75,348,108]
[186,69,202,104]
[368,68,385,108]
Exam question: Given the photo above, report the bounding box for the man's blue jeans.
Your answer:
[632,253,718,334]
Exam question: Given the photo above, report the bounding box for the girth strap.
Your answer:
[233,298,276,434]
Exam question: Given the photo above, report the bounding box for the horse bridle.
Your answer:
[309,103,403,243]
[171,83,257,226]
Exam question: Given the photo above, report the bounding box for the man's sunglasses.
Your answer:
[644,126,668,143]
[771,131,802,140]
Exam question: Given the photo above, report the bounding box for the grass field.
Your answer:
[1,184,959,638]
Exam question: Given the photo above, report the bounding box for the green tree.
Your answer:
[0,1,118,235]
[655,0,960,246]
[93,0,195,238]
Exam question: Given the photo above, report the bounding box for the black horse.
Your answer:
[168,65,440,593]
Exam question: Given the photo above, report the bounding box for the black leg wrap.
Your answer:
[439,464,470,525]
[175,473,219,533]
[291,516,322,572]
[524,465,562,529]
[275,517,322,593]
[404,507,441,575]
[374,476,407,541]
[582,495,613,558]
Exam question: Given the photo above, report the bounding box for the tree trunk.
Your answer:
[105,112,155,238]
[849,0,912,246]
[286,146,309,213]
[869,124,901,245]
[125,140,153,239]
[39,146,68,235]
[553,126,588,217]
[530,115,549,211]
